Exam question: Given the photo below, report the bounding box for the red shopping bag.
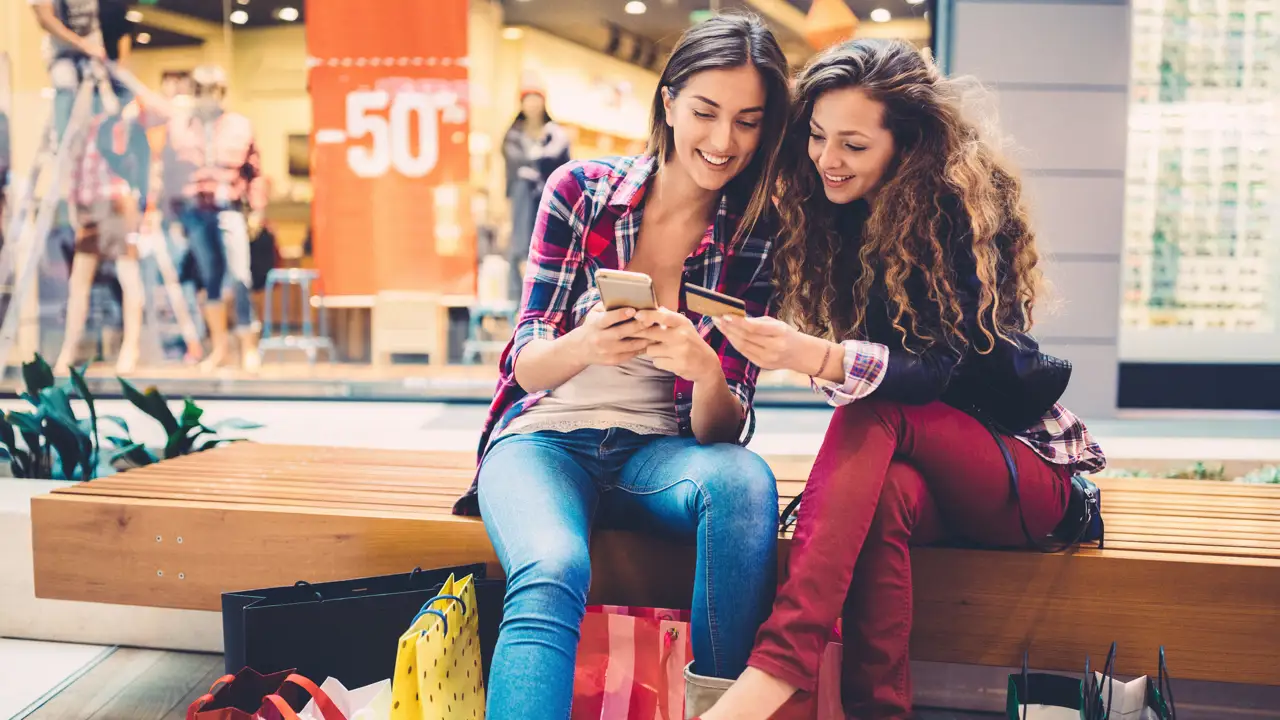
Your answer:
[186,667,345,720]
[572,605,693,720]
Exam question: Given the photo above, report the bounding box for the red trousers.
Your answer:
[748,400,1071,719]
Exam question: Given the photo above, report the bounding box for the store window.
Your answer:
[1,0,931,402]
[1118,0,1278,407]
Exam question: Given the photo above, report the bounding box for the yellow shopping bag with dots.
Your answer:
[390,573,486,720]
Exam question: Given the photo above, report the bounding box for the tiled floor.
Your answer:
[5,644,1001,720]
[0,640,112,719]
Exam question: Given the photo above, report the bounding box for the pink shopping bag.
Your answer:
[572,605,693,720]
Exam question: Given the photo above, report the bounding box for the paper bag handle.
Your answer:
[186,674,237,720]
[261,674,346,720]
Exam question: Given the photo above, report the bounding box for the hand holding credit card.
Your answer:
[684,283,747,318]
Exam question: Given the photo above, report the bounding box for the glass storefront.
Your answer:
[1120,0,1279,363]
[0,0,932,401]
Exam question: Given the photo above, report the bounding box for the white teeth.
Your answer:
[699,150,731,166]
[825,172,852,182]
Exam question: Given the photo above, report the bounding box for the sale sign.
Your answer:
[307,0,473,297]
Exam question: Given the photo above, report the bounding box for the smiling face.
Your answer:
[807,87,897,205]
[663,65,767,192]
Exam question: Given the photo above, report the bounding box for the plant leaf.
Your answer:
[39,387,76,424]
[97,415,132,439]
[105,435,133,449]
[120,379,178,436]
[0,414,16,454]
[37,390,89,480]
[210,418,264,431]
[69,365,98,479]
[9,411,42,436]
[179,398,204,431]
[43,413,86,481]
[22,354,55,396]
[110,443,158,470]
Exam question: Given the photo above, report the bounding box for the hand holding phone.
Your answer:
[596,269,659,312]
[572,304,655,366]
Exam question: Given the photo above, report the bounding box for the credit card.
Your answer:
[685,283,747,318]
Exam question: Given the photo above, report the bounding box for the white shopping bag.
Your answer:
[1015,705,1083,720]
[301,677,392,720]
[1093,674,1164,720]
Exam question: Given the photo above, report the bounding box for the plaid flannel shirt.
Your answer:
[70,114,133,208]
[166,110,266,211]
[814,340,1107,473]
[454,155,776,516]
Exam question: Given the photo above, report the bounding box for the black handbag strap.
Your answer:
[779,493,803,532]
[984,423,1089,554]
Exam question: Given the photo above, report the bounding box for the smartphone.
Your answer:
[596,269,658,311]
[685,283,747,318]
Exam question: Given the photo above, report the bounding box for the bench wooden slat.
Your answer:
[30,444,1280,689]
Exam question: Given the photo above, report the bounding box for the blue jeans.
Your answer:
[477,428,779,720]
[178,205,254,327]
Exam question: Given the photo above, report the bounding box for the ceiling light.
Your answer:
[501,27,524,40]
[229,9,248,24]
[125,9,143,22]
[907,0,925,4]
[276,6,299,22]
[870,8,891,22]
[136,32,151,44]
[237,0,249,4]
[625,1,647,14]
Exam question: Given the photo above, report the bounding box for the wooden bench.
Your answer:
[30,443,1280,687]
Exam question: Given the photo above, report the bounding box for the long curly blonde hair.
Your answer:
[775,40,1043,354]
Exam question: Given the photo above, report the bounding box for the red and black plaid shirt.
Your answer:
[453,155,776,516]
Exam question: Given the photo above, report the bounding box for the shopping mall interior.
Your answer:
[0,0,938,403]
[0,0,1278,718]
[0,0,1272,417]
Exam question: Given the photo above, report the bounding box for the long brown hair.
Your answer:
[775,39,1042,353]
[646,12,790,244]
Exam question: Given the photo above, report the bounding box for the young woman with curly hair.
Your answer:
[696,40,1107,720]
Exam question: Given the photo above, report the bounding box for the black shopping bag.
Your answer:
[222,563,505,690]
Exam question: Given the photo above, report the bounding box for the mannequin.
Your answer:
[503,87,570,302]
[53,104,151,375]
[165,64,264,373]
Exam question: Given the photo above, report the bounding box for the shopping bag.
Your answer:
[571,605,693,720]
[1093,647,1177,720]
[389,573,486,720]
[301,678,391,720]
[222,563,504,691]
[186,667,343,720]
[1006,646,1113,720]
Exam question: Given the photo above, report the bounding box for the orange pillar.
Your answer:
[307,0,474,297]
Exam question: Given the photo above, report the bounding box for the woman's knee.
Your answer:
[693,445,778,520]
[505,540,592,604]
[871,461,927,534]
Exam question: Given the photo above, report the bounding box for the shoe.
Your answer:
[684,662,733,719]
